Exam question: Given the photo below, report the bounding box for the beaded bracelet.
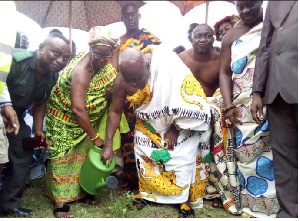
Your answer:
[221,104,236,114]
[90,133,99,141]
[0,102,12,108]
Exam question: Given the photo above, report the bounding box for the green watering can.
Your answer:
[79,145,115,195]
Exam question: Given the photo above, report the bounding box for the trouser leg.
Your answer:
[0,118,32,209]
[267,95,298,218]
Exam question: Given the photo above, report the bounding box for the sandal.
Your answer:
[133,194,147,210]
[241,212,255,218]
[79,195,100,205]
[53,204,74,218]
[178,204,195,218]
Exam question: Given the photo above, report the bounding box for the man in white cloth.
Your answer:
[101,45,211,218]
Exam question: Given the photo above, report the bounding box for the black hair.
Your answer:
[48,29,70,45]
[121,3,138,15]
[173,45,186,54]
[188,23,199,43]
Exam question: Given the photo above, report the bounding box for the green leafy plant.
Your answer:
[107,191,137,218]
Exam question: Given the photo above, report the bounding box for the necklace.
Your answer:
[90,60,95,78]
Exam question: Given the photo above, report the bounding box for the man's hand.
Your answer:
[224,107,242,129]
[251,93,264,126]
[34,131,50,149]
[164,124,180,151]
[1,105,19,135]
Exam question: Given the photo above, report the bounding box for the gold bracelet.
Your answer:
[90,133,99,141]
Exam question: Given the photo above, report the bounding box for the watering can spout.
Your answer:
[96,178,106,190]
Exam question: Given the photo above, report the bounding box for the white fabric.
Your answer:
[133,45,212,208]
[0,84,11,103]
[134,45,211,136]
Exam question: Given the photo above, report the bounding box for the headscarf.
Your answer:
[88,26,119,49]
[213,15,240,41]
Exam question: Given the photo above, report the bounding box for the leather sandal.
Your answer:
[53,204,73,218]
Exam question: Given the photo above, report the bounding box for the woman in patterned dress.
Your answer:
[45,26,128,218]
[219,1,279,218]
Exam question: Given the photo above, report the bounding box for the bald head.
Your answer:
[193,24,214,36]
[119,48,149,89]
[119,48,145,78]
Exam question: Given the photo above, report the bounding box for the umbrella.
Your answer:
[14,1,145,52]
[170,1,234,23]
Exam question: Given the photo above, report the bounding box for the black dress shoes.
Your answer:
[5,207,33,217]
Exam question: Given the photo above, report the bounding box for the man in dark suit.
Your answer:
[251,1,298,218]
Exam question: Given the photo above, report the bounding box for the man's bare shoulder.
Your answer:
[179,48,192,60]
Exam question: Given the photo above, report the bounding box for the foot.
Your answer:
[133,194,147,210]
[3,207,33,217]
[25,182,34,190]
[212,198,223,208]
[178,203,195,218]
[118,182,132,195]
[53,202,73,218]
[241,212,255,218]
[79,194,99,205]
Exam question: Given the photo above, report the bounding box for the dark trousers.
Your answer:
[0,117,32,209]
[267,94,298,218]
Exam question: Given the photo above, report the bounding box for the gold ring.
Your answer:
[225,119,231,125]
[164,139,169,144]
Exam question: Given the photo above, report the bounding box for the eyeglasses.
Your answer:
[123,12,139,19]
[90,47,113,61]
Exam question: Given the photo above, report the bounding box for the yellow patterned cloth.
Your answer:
[131,45,211,207]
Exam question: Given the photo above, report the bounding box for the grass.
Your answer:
[0,176,238,218]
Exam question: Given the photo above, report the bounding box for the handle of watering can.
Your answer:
[97,144,104,149]
[106,160,110,168]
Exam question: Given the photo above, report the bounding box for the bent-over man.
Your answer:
[101,45,211,218]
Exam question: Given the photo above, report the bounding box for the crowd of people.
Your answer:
[0,1,297,218]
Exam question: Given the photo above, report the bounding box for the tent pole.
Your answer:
[69,1,72,54]
[205,2,209,24]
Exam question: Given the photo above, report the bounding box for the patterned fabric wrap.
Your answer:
[119,28,161,182]
[204,88,242,215]
[46,138,92,202]
[230,22,279,217]
[129,45,211,207]
[46,52,118,159]
[119,28,162,54]
[88,26,119,49]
